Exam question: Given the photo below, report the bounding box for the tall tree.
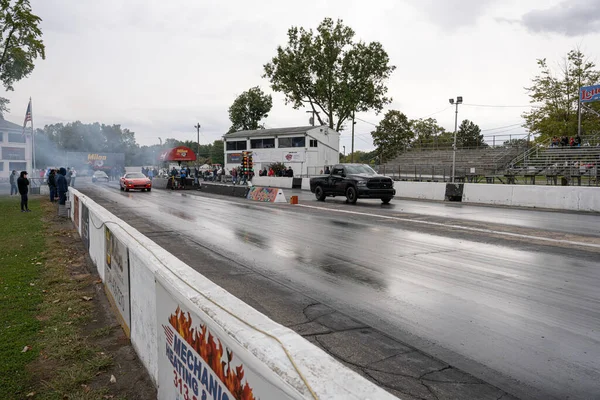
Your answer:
[523,49,600,141]
[263,18,395,132]
[210,140,224,165]
[456,119,485,148]
[410,118,447,148]
[0,0,45,115]
[228,86,272,133]
[371,110,413,162]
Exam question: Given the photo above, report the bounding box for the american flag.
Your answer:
[22,99,32,135]
[163,324,174,346]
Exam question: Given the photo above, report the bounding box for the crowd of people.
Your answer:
[550,135,583,147]
[257,166,294,177]
[8,167,73,212]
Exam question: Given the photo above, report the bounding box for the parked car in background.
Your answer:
[120,172,152,192]
[92,170,109,183]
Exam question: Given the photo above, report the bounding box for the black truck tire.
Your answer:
[345,186,358,204]
[315,185,326,201]
[381,196,392,204]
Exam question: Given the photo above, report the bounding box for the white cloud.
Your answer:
[4,0,599,151]
[519,0,600,36]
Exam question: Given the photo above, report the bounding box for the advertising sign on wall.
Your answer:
[246,187,287,203]
[81,203,90,250]
[282,152,305,162]
[74,195,80,231]
[580,85,600,103]
[156,281,298,400]
[104,226,131,336]
[227,153,243,164]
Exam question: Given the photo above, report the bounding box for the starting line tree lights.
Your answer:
[241,151,253,175]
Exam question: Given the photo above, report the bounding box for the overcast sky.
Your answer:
[5,0,600,152]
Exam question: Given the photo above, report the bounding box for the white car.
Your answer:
[92,170,109,182]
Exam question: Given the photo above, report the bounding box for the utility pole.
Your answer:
[449,96,463,183]
[351,111,356,163]
[194,123,201,172]
[306,110,319,126]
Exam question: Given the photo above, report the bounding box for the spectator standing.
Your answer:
[180,167,187,189]
[148,168,154,180]
[48,169,57,202]
[231,167,238,184]
[268,167,274,177]
[286,166,294,177]
[66,168,72,186]
[9,170,17,195]
[70,168,77,187]
[56,168,68,205]
[17,171,31,212]
[324,166,331,174]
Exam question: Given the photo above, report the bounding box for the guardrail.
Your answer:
[66,188,399,400]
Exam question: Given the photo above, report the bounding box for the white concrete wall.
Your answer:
[463,184,600,212]
[301,178,311,191]
[68,188,398,400]
[251,176,294,189]
[393,181,447,201]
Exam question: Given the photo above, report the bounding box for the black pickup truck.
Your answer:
[310,164,396,204]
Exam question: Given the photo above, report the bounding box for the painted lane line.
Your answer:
[296,204,600,250]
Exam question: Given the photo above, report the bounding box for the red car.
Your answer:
[120,172,152,192]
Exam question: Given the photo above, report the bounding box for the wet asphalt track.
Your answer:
[77,180,600,400]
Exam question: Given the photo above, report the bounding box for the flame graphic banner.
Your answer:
[156,281,298,400]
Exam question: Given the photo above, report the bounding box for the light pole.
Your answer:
[343,146,346,157]
[351,111,356,163]
[194,123,201,176]
[449,96,463,183]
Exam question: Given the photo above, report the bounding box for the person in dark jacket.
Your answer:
[17,171,31,212]
[48,169,57,202]
[9,170,18,195]
[56,167,68,205]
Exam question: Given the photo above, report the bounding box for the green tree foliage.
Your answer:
[228,86,272,133]
[340,150,377,165]
[210,140,224,165]
[264,18,395,132]
[371,110,413,162]
[268,161,286,175]
[0,0,45,115]
[410,118,448,148]
[456,119,486,148]
[35,122,138,165]
[523,49,600,141]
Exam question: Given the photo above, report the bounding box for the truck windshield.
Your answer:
[345,165,376,175]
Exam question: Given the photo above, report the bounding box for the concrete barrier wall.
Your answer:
[301,178,311,191]
[393,181,447,201]
[67,188,398,400]
[251,176,293,189]
[463,184,600,212]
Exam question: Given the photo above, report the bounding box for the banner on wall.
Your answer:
[74,195,80,231]
[156,281,298,400]
[282,152,305,162]
[247,187,287,203]
[580,85,600,103]
[81,203,90,250]
[104,226,131,336]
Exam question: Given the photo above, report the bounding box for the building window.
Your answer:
[278,137,306,148]
[9,162,26,171]
[2,147,25,160]
[0,132,3,142]
[8,133,26,143]
[310,139,318,148]
[0,162,3,171]
[226,141,247,151]
[250,138,275,149]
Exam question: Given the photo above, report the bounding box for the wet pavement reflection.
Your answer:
[80,181,600,400]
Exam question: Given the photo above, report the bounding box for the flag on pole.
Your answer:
[22,99,32,136]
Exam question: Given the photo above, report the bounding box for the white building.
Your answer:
[223,126,340,176]
[0,116,32,179]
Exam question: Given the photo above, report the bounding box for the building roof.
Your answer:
[224,126,319,139]
[0,115,23,130]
